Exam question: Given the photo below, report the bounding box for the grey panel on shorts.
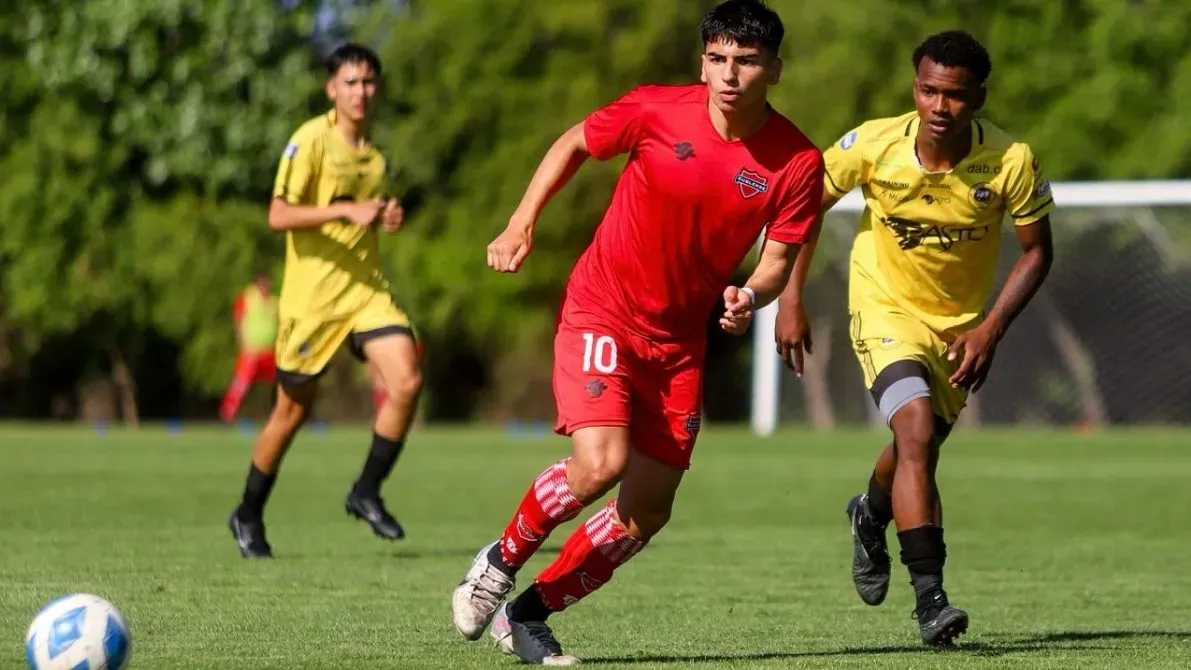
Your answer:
[870,359,932,425]
[877,376,931,424]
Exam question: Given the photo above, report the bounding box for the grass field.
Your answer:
[3,424,1191,669]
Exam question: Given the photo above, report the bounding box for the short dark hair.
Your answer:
[699,0,785,56]
[912,30,992,86]
[326,42,382,77]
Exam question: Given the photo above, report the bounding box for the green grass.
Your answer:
[3,424,1191,669]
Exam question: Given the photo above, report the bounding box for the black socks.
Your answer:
[239,464,277,521]
[897,525,946,594]
[866,471,894,525]
[508,586,552,623]
[353,432,405,498]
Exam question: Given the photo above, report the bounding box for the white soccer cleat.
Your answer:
[490,602,581,666]
[452,540,516,640]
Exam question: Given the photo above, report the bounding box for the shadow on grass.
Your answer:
[583,630,1191,665]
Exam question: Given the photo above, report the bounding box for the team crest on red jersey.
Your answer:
[734,168,769,199]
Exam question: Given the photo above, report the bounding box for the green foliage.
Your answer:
[375,0,707,340]
[25,0,324,193]
[371,0,1191,417]
[1,0,330,397]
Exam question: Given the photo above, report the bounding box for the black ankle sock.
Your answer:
[912,573,944,599]
[353,432,405,497]
[487,542,518,577]
[240,464,277,520]
[508,586,552,623]
[897,525,946,592]
[866,472,893,525]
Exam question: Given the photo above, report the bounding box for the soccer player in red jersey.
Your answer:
[219,274,278,423]
[451,1,823,664]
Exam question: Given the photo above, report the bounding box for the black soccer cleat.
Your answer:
[913,588,969,647]
[345,490,405,540]
[228,507,273,558]
[846,494,892,605]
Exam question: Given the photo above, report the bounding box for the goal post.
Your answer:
[750,180,1191,436]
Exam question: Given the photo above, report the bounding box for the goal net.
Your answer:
[750,181,1191,435]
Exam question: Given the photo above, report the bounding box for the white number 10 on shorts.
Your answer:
[581,332,618,374]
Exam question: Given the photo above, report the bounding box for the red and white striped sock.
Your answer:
[498,458,586,568]
[532,499,646,611]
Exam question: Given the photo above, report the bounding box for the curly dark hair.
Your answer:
[700,0,785,56]
[912,30,991,86]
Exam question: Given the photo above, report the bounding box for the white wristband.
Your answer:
[740,287,756,309]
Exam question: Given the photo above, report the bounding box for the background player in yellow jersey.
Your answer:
[228,43,423,558]
[777,31,1055,645]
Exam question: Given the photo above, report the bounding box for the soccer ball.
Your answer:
[25,594,131,670]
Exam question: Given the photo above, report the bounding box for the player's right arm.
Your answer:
[775,124,870,373]
[267,131,382,231]
[487,123,591,273]
[488,87,650,273]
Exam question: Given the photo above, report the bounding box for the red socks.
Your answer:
[533,500,646,611]
[499,459,586,567]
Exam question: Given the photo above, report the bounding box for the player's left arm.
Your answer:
[987,216,1054,334]
[949,144,1056,391]
[721,237,802,335]
[721,149,825,343]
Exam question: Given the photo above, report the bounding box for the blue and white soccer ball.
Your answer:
[25,594,131,670]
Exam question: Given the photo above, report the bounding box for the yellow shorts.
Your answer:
[849,310,967,430]
[275,291,413,386]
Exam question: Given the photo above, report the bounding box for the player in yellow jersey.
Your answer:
[777,31,1054,645]
[228,43,423,558]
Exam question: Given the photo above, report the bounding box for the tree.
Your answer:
[369,0,1191,422]
[2,0,1188,422]
[368,0,710,417]
[1,0,334,418]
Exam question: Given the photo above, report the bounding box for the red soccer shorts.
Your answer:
[552,316,704,470]
[235,351,277,384]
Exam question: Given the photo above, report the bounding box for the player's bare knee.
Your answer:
[270,403,308,434]
[892,424,935,471]
[896,422,934,451]
[567,439,630,500]
[628,507,671,539]
[384,366,422,405]
[271,388,313,432]
[889,397,935,458]
[569,458,627,501]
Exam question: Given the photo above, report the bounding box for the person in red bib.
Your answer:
[220,275,279,423]
[450,1,824,664]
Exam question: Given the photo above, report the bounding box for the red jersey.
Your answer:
[563,83,824,341]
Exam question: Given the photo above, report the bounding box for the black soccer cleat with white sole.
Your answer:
[914,588,969,647]
[228,507,273,558]
[345,490,405,540]
[846,494,892,605]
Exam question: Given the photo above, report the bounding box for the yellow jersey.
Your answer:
[825,112,1055,336]
[271,109,392,319]
[235,285,278,353]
